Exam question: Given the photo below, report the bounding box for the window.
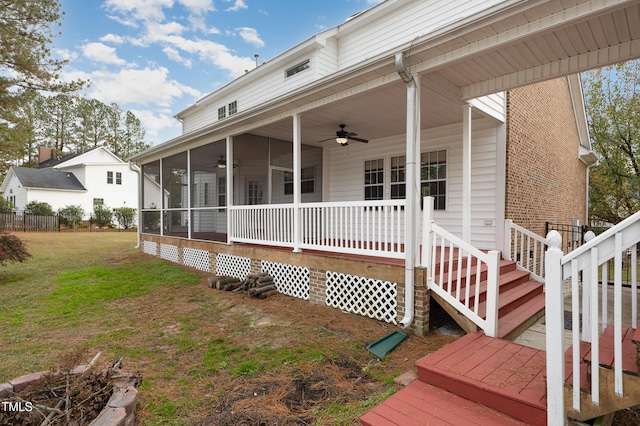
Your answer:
[247,180,263,205]
[93,198,104,207]
[218,177,226,206]
[421,150,447,210]
[390,156,406,199]
[116,172,122,185]
[107,171,113,184]
[284,167,315,195]
[218,106,226,120]
[364,159,384,200]
[228,101,237,115]
[285,59,310,78]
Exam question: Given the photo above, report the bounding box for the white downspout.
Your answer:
[129,161,141,249]
[396,53,420,329]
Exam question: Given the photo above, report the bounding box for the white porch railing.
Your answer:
[422,197,501,337]
[229,204,295,247]
[504,219,546,282]
[228,199,406,258]
[545,210,640,425]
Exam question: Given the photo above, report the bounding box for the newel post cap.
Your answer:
[546,230,562,249]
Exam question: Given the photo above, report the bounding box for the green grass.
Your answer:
[0,232,410,425]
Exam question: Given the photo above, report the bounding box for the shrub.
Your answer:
[0,197,14,213]
[25,201,55,216]
[58,205,85,228]
[113,207,137,229]
[0,232,31,265]
[91,204,113,228]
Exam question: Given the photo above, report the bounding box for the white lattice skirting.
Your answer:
[261,261,309,300]
[183,248,210,272]
[160,244,179,263]
[143,241,157,256]
[325,271,398,324]
[216,253,251,279]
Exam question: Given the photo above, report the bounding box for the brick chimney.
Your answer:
[38,147,56,164]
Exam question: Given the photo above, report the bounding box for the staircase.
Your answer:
[360,332,546,426]
[360,327,640,425]
[431,249,546,340]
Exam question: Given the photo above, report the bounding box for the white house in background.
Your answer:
[0,147,140,220]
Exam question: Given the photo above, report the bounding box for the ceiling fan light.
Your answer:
[217,156,226,168]
[336,136,349,144]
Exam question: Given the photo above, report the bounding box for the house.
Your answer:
[130,0,640,424]
[1,147,140,220]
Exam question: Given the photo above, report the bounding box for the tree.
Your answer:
[25,200,55,216]
[0,197,14,213]
[91,203,112,228]
[583,60,640,224]
[0,0,84,160]
[58,205,84,228]
[113,207,136,229]
[0,232,31,265]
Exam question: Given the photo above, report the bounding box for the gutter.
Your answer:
[396,52,417,329]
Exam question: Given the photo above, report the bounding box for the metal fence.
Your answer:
[0,213,136,233]
[546,221,638,285]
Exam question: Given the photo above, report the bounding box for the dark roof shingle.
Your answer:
[11,167,86,191]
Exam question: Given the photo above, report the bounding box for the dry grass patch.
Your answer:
[0,232,456,425]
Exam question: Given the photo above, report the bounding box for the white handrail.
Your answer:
[504,219,546,282]
[422,197,500,337]
[545,211,640,425]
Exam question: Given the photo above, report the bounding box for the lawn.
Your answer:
[0,232,455,425]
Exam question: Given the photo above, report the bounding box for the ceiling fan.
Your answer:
[318,124,369,145]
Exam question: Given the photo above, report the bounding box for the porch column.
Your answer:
[187,148,192,240]
[292,113,302,252]
[226,135,233,242]
[462,103,472,243]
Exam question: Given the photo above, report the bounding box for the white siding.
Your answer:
[337,0,505,69]
[468,93,506,122]
[3,174,28,210]
[327,118,500,249]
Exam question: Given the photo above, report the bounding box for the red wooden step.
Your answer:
[451,269,531,306]
[580,325,640,376]
[360,381,529,426]
[633,327,640,343]
[496,292,545,339]
[476,280,543,319]
[415,333,547,426]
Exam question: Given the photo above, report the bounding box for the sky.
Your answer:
[54,0,383,147]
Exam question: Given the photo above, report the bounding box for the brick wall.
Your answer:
[505,77,587,237]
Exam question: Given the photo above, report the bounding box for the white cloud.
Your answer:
[225,0,247,12]
[163,46,193,68]
[55,48,78,61]
[82,42,128,66]
[130,109,181,143]
[139,21,187,45]
[178,0,214,15]
[236,27,264,47]
[104,0,173,22]
[65,66,200,107]
[100,34,126,44]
